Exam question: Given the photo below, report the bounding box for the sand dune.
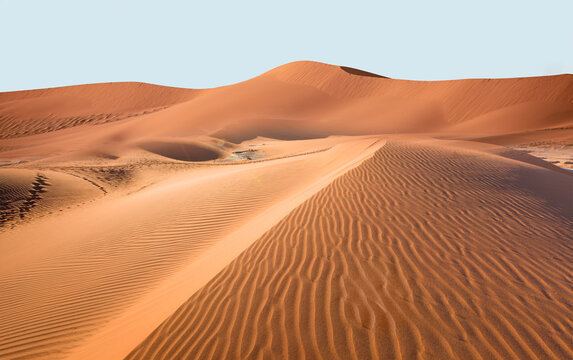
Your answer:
[0,82,194,139]
[1,61,571,163]
[126,139,573,360]
[0,61,572,359]
[0,137,382,359]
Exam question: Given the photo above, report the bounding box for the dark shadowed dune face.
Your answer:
[211,118,328,143]
[140,142,220,162]
[339,66,388,78]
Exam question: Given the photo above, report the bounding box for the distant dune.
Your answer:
[0,62,571,360]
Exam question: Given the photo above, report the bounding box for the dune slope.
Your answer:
[127,139,573,360]
[0,82,195,139]
[0,137,381,360]
[1,62,572,163]
[0,61,572,360]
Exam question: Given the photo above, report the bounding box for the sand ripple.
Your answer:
[127,140,573,360]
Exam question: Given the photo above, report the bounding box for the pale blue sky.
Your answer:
[1,0,571,91]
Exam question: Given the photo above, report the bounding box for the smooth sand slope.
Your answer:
[0,61,572,359]
[0,137,383,359]
[1,61,572,163]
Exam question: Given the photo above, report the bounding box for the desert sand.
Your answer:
[0,61,571,360]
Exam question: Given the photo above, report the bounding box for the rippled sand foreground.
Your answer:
[1,62,572,359]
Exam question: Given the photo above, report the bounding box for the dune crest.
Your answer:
[126,139,573,360]
[0,61,572,360]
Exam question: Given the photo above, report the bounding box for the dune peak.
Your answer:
[0,58,572,360]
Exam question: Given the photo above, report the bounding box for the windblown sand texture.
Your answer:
[0,61,572,360]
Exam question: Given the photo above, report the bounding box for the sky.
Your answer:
[1,0,572,92]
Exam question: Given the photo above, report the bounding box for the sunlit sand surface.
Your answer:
[0,62,571,359]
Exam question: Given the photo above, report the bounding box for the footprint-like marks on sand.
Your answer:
[18,174,50,219]
[0,173,51,227]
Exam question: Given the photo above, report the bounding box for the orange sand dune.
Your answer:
[126,139,573,360]
[0,137,382,359]
[0,61,572,360]
[0,82,195,139]
[1,61,571,161]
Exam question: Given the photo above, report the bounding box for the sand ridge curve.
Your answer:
[0,61,572,360]
[0,137,381,360]
[126,139,573,360]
